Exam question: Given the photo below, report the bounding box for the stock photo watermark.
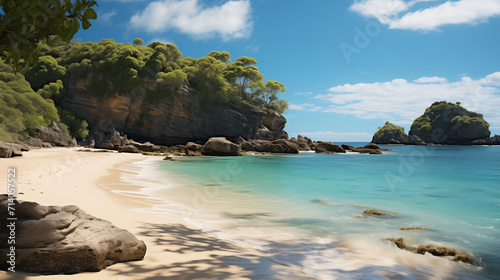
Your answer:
[6,167,17,272]
[340,20,381,64]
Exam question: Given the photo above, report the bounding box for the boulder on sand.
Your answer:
[0,142,24,158]
[202,137,241,156]
[0,196,147,274]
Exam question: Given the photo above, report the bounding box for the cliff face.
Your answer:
[409,101,490,144]
[60,75,283,145]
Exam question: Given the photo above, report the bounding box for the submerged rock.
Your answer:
[386,238,408,250]
[453,252,474,264]
[363,209,394,216]
[311,198,336,205]
[416,245,457,257]
[400,227,427,231]
[0,196,146,274]
[386,237,474,265]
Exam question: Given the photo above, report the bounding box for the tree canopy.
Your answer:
[0,0,98,71]
[0,38,288,141]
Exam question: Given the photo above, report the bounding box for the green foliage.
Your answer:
[0,60,59,140]
[155,69,187,94]
[37,79,65,103]
[0,0,98,71]
[208,51,231,64]
[268,99,289,114]
[374,121,405,140]
[451,115,490,128]
[420,124,433,133]
[133,38,144,46]
[224,56,263,96]
[25,55,66,90]
[0,39,289,140]
[57,107,89,139]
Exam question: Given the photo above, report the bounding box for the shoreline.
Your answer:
[0,147,316,279]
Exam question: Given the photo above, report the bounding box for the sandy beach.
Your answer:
[0,148,315,280]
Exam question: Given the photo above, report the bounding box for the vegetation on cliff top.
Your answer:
[0,39,287,141]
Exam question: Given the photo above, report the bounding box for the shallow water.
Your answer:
[122,144,500,279]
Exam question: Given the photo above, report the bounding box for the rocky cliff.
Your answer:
[60,75,287,145]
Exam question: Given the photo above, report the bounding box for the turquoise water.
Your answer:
[131,144,500,279]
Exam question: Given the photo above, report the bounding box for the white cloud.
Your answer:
[294,91,313,95]
[350,0,500,31]
[413,76,447,83]
[294,131,373,142]
[316,72,500,132]
[289,103,323,111]
[99,10,117,25]
[130,0,253,40]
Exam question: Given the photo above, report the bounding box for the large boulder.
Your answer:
[315,142,345,154]
[0,142,24,158]
[0,196,146,274]
[36,121,75,147]
[255,127,288,141]
[471,135,500,145]
[202,137,241,156]
[85,122,130,150]
[263,112,287,131]
[23,137,52,148]
[297,135,312,151]
[409,101,491,144]
[241,139,299,154]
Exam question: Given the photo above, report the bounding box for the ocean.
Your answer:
[120,143,500,279]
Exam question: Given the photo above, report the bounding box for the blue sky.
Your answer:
[76,0,500,141]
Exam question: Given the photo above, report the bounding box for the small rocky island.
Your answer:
[372,101,500,145]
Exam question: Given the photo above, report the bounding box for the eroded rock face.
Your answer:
[202,137,241,156]
[0,196,146,274]
[61,77,271,145]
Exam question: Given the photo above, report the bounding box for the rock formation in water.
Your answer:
[409,101,491,144]
[372,122,426,145]
[386,237,474,264]
[373,101,499,145]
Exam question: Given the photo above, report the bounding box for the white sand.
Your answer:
[0,147,315,280]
